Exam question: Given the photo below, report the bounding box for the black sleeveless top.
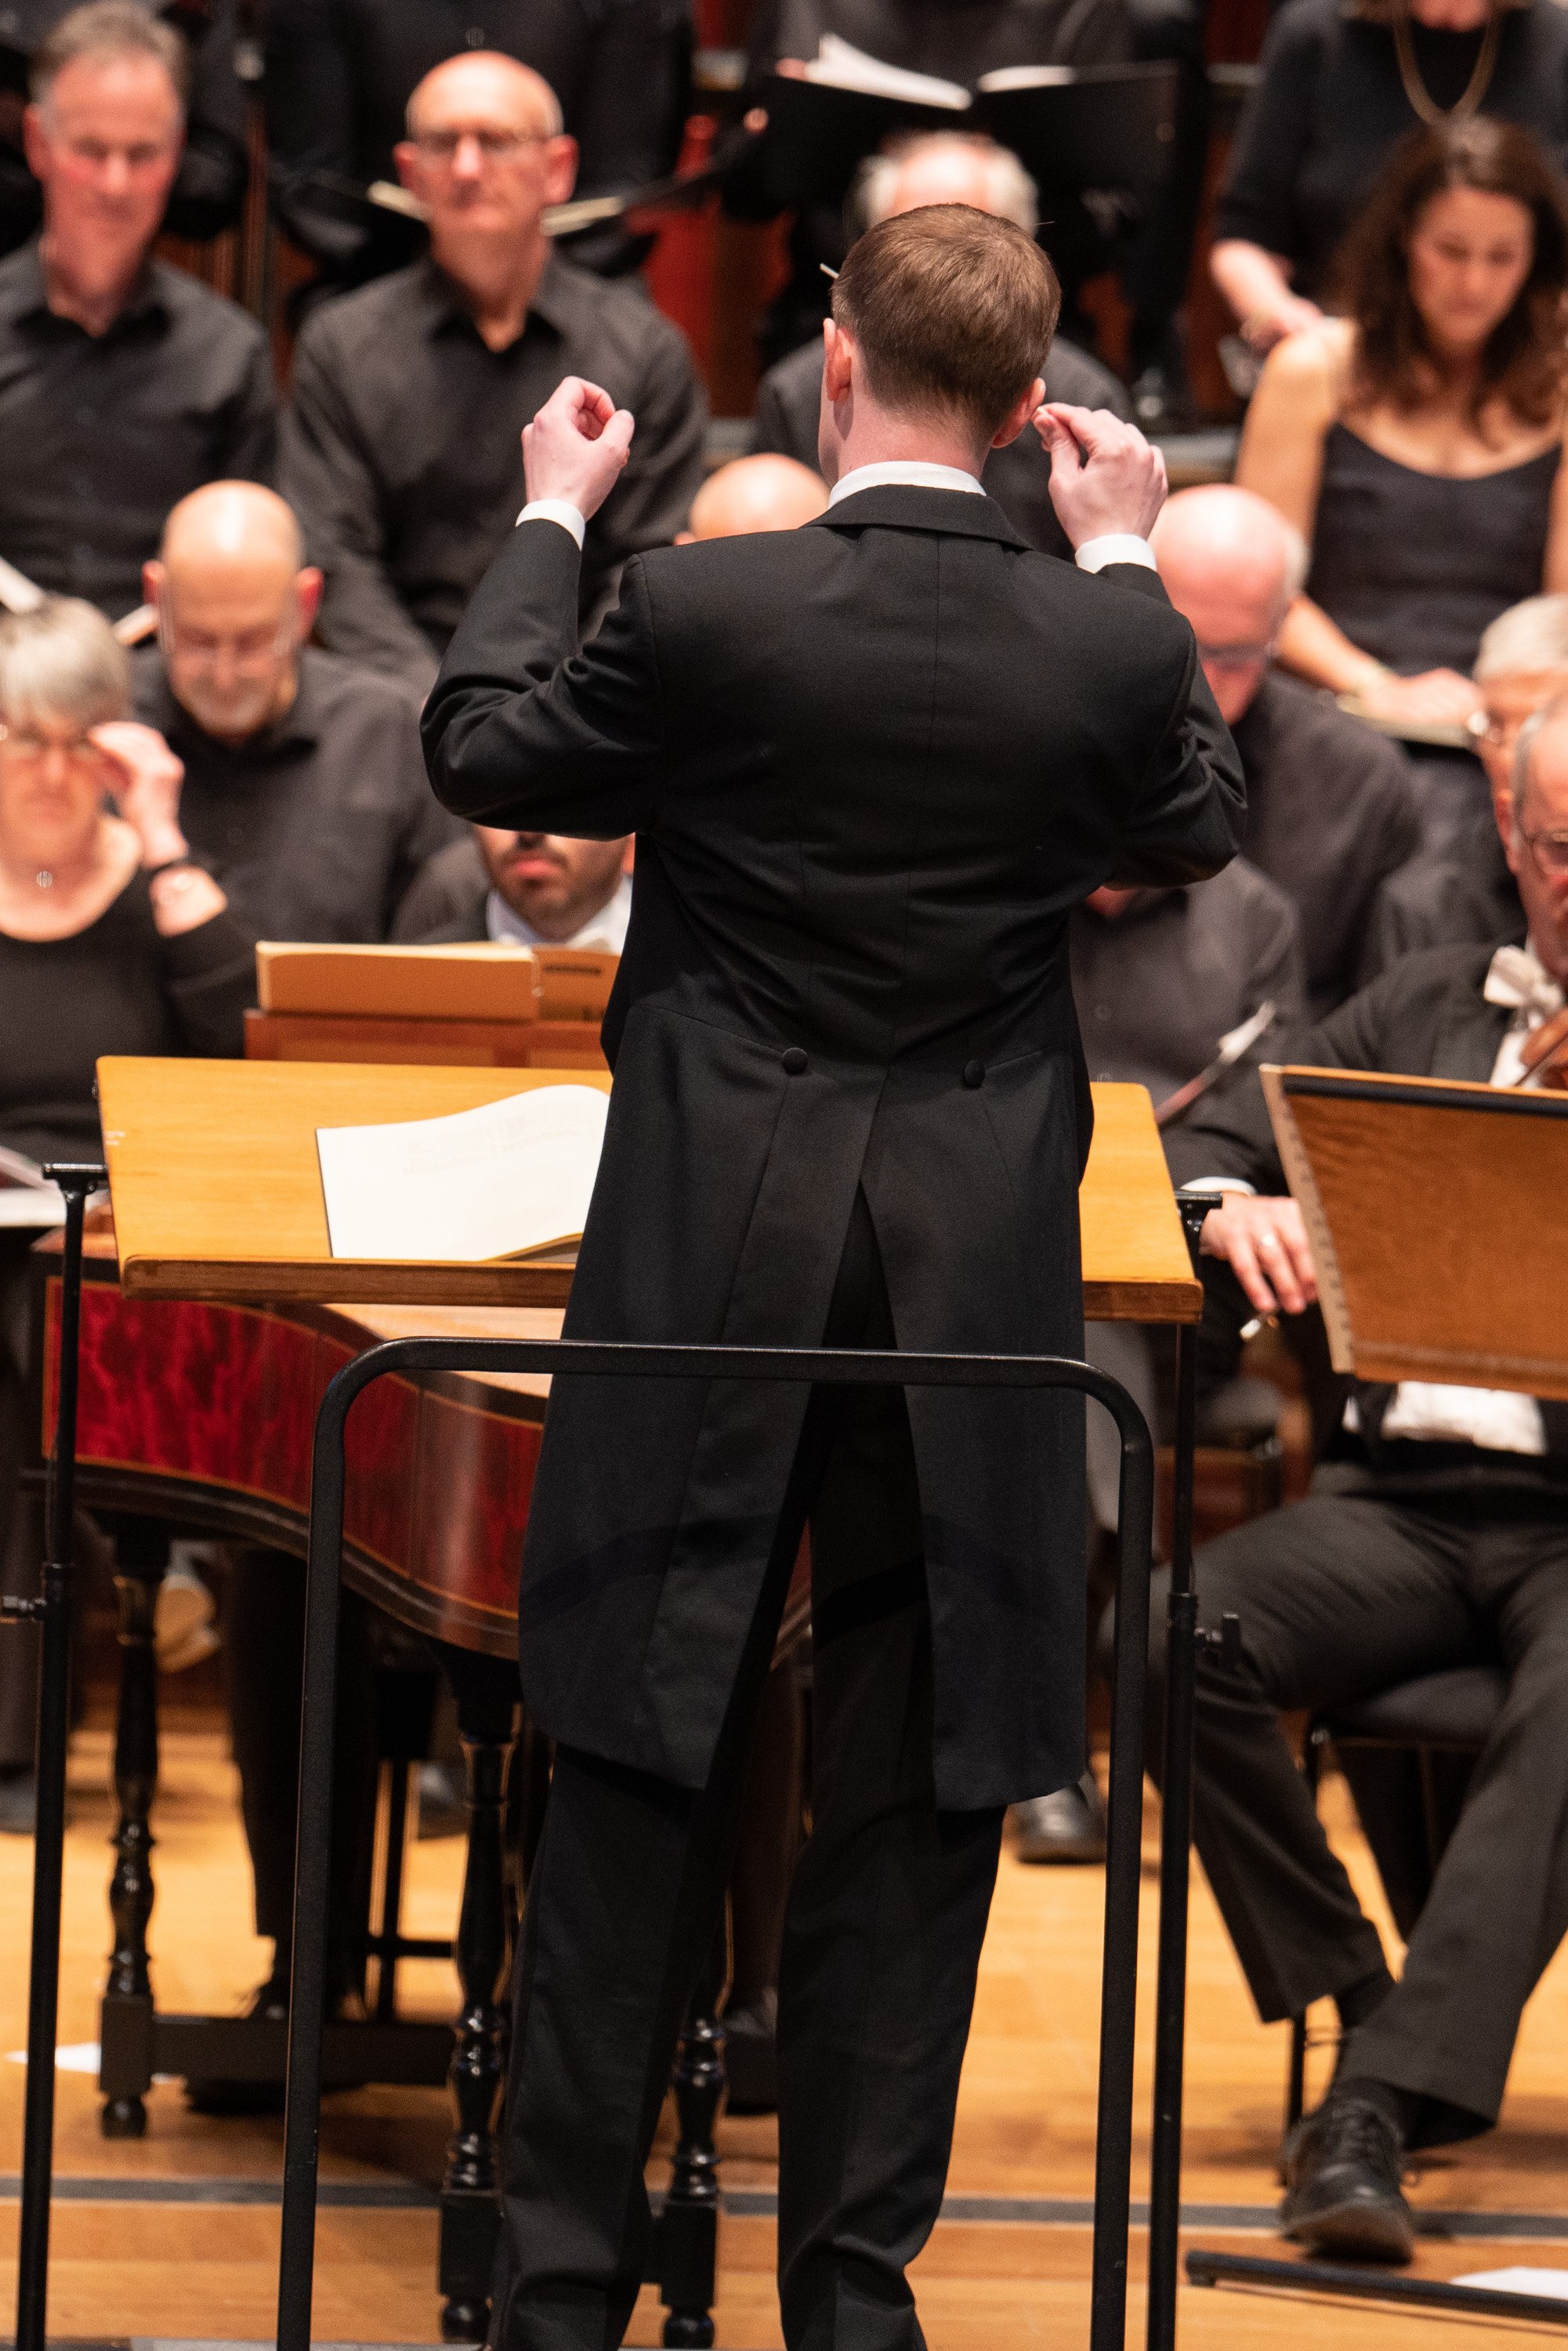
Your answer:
[1306,424,1561,676]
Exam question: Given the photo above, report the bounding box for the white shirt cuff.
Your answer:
[1075,534,1157,574]
[516,498,586,549]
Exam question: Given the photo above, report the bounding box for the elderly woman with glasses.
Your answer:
[0,593,252,1832]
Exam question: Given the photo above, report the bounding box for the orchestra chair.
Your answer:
[1284,1664,1506,2130]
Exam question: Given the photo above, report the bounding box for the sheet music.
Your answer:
[975,63,1076,90]
[316,1085,609,1264]
[806,35,971,109]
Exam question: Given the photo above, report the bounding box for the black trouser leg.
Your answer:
[1146,1473,1474,2026]
[223,1545,378,1994]
[777,1376,1002,2351]
[1345,1507,1568,2137]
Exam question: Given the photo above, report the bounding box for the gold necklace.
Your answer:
[1391,0,1503,125]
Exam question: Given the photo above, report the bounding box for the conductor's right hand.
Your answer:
[522,377,636,523]
[1034,404,1168,550]
[1199,1194,1318,1317]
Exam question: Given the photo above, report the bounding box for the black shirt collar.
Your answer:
[144,650,322,766]
[416,246,588,350]
[5,239,170,335]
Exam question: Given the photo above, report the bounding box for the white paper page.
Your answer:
[316,1085,609,1264]
[975,63,1074,90]
[1454,2268,1568,2300]
[806,35,970,108]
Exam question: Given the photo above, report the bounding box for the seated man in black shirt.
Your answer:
[263,0,693,295]
[751,131,1129,562]
[1150,485,1421,1016]
[0,0,248,259]
[1153,699,1568,2262]
[0,0,274,621]
[281,50,706,694]
[1362,593,1568,973]
[136,479,459,939]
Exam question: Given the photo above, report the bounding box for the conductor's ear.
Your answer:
[823,318,856,406]
[991,375,1046,451]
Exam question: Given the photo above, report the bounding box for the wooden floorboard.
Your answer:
[4,1730,1567,2344]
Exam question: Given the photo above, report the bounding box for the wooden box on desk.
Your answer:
[244,938,615,1070]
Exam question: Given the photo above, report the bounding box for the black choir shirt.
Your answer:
[1229,670,1420,1016]
[263,0,693,288]
[1216,0,1568,301]
[281,251,706,692]
[751,331,1132,563]
[0,0,250,258]
[0,876,252,1165]
[1069,858,1304,1112]
[0,243,276,621]
[131,646,463,943]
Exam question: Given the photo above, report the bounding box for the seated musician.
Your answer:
[1150,486,1420,1016]
[1363,592,1568,973]
[280,51,707,695]
[749,132,1130,563]
[1016,857,1305,1866]
[0,596,251,1835]
[1150,694,1568,2262]
[0,2,275,626]
[136,481,460,941]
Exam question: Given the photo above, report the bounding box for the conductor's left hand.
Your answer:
[523,377,636,522]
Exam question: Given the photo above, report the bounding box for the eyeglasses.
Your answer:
[0,724,105,762]
[1519,826,1568,877]
[412,127,550,165]
[1195,640,1273,672]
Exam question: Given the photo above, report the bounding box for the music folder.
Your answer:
[754,60,1179,210]
[1262,1064,1568,1400]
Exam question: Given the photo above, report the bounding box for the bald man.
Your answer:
[280,53,705,694]
[682,451,827,540]
[750,133,1130,563]
[1152,485,1420,1016]
[135,480,460,940]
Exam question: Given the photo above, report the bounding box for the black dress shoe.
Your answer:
[0,1766,37,1835]
[1010,1773,1107,1864]
[1280,2090,1415,2263]
[185,1972,357,2115]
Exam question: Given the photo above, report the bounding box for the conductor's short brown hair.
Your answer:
[831,205,1059,441]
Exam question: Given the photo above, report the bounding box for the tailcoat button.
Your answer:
[962,1060,985,1089]
[781,1046,808,1074]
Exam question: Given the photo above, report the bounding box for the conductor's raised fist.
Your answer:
[1034,404,1168,552]
[522,377,636,523]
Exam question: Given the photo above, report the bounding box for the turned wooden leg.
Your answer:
[436,1654,517,2345]
[100,1541,165,2138]
[659,1935,727,2350]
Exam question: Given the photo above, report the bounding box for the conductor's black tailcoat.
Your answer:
[423,485,1243,1808]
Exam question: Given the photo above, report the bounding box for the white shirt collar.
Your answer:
[485,871,632,955]
[827,459,986,508]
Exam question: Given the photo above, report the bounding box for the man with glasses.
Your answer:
[134,479,458,940]
[1152,484,1420,1016]
[281,51,705,695]
[0,0,275,625]
[1363,594,1568,973]
[1148,697,1568,2261]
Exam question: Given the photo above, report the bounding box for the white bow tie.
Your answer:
[1485,943,1566,1022]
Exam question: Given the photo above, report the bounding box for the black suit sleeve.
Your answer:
[1103,564,1246,889]
[422,519,666,838]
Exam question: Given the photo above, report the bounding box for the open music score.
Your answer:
[94,1060,1200,1323]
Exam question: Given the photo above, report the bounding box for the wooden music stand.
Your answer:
[1186,1064,1568,2335]
[244,938,614,1071]
[19,1061,1202,2351]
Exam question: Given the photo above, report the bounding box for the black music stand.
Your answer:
[276,1335,1158,2351]
[3,1162,104,2351]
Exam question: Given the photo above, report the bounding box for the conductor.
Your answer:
[422,205,1243,2351]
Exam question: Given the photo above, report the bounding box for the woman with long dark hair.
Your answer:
[1236,116,1568,846]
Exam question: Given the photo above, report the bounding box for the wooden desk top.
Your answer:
[96,1059,1200,1324]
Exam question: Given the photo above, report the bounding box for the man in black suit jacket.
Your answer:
[424,203,1241,2351]
[751,131,1132,563]
[1154,699,1568,2265]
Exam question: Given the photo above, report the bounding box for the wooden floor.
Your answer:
[5,1730,1568,2346]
